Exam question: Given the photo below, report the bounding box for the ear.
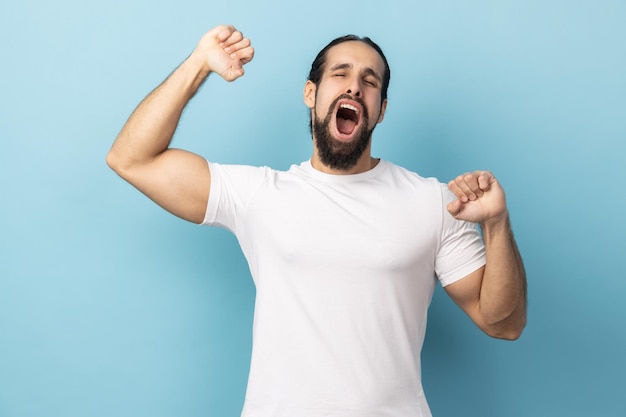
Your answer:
[376,99,388,124]
[303,80,316,109]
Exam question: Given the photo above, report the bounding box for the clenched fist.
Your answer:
[447,171,508,226]
[193,25,255,82]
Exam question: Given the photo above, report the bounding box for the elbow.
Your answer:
[106,130,134,174]
[106,145,135,178]
[489,327,524,341]
[106,144,124,173]
[105,149,118,172]
[484,315,526,341]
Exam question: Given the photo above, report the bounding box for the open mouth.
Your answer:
[336,103,360,136]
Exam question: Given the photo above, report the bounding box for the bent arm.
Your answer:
[107,53,212,223]
[444,171,527,340]
[106,25,254,224]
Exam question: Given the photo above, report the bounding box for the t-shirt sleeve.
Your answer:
[435,185,486,287]
[201,161,270,233]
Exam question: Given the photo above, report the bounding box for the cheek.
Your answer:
[314,96,335,118]
[367,100,383,123]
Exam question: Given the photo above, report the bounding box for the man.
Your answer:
[107,25,526,417]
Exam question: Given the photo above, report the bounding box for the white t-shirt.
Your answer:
[203,159,486,417]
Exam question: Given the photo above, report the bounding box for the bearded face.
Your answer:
[312,94,376,170]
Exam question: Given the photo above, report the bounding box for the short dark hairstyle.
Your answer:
[307,35,391,101]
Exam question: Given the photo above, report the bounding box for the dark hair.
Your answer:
[307,35,391,101]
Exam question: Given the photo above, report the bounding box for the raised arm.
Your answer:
[444,171,527,340]
[106,25,254,223]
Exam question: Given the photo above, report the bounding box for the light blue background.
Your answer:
[1,0,624,416]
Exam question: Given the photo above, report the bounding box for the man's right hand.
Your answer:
[194,25,254,82]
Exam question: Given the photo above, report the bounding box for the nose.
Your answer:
[345,78,361,97]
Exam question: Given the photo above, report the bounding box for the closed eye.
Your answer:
[364,78,378,87]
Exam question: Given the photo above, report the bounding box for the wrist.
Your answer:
[480,211,510,235]
[176,51,211,93]
[190,48,212,73]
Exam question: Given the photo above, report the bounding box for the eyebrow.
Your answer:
[328,63,382,82]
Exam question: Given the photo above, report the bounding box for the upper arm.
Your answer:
[109,148,211,224]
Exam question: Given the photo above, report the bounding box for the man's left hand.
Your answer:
[447,171,508,225]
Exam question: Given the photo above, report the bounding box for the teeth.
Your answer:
[340,103,359,114]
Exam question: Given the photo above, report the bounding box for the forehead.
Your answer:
[324,41,385,76]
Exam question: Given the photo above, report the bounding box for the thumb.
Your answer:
[227,66,245,80]
[447,199,462,217]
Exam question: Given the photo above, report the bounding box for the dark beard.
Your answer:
[312,95,374,170]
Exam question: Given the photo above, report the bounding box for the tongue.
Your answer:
[337,117,357,135]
